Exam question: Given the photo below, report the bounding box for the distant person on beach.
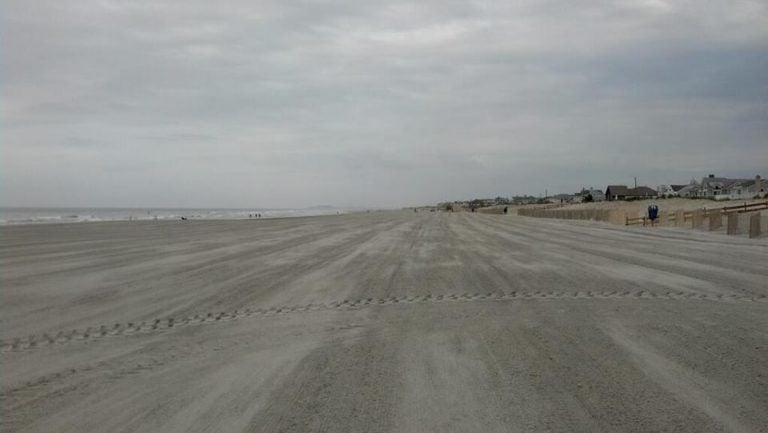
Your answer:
[503,206,508,214]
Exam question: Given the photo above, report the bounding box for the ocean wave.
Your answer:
[0,208,355,226]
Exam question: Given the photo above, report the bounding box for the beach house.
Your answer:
[605,185,630,201]
[725,175,765,200]
[656,184,687,197]
[700,174,763,200]
[605,185,657,201]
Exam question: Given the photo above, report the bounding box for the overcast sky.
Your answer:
[2,0,767,208]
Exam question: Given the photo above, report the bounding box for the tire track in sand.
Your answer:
[3,289,766,353]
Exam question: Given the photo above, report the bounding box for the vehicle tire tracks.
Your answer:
[3,289,765,353]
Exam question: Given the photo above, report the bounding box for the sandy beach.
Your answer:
[2,211,767,432]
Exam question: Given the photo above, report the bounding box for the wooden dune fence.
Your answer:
[517,201,766,238]
[624,201,766,238]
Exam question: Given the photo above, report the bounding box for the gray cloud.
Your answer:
[2,0,767,207]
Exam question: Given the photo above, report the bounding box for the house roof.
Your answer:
[701,177,752,189]
[606,185,630,196]
[670,185,686,192]
[731,180,756,188]
[630,186,657,196]
[678,184,699,194]
[606,185,656,197]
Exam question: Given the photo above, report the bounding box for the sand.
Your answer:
[2,212,767,432]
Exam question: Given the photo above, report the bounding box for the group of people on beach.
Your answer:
[178,213,263,221]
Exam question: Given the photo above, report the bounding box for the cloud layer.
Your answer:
[3,0,767,207]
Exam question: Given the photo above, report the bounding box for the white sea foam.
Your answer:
[0,207,359,225]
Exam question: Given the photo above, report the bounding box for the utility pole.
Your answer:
[545,188,548,198]
[634,177,637,189]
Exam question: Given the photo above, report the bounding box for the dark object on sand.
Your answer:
[180,216,188,221]
[503,206,508,214]
[647,204,659,221]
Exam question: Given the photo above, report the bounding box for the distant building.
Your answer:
[701,174,748,198]
[700,174,764,200]
[605,185,630,201]
[632,186,658,198]
[578,188,605,202]
[589,189,606,202]
[552,193,575,203]
[656,184,687,197]
[605,185,657,201]
[677,179,700,197]
[726,175,765,200]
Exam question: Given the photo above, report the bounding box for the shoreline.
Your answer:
[0,209,372,227]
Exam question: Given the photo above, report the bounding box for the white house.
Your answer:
[700,174,764,200]
[727,176,765,200]
[656,184,687,197]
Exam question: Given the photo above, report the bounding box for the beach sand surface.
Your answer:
[2,212,767,432]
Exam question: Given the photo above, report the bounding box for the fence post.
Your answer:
[675,210,684,226]
[749,213,761,238]
[709,211,722,231]
[692,209,703,229]
[726,212,738,235]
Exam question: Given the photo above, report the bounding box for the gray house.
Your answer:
[605,185,630,201]
[700,174,763,199]
[726,176,765,200]
[605,185,657,201]
[587,188,605,201]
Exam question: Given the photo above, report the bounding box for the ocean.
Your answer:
[0,207,358,225]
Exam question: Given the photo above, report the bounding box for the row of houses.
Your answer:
[440,174,765,209]
[568,174,764,203]
[657,174,764,200]
[563,186,647,202]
